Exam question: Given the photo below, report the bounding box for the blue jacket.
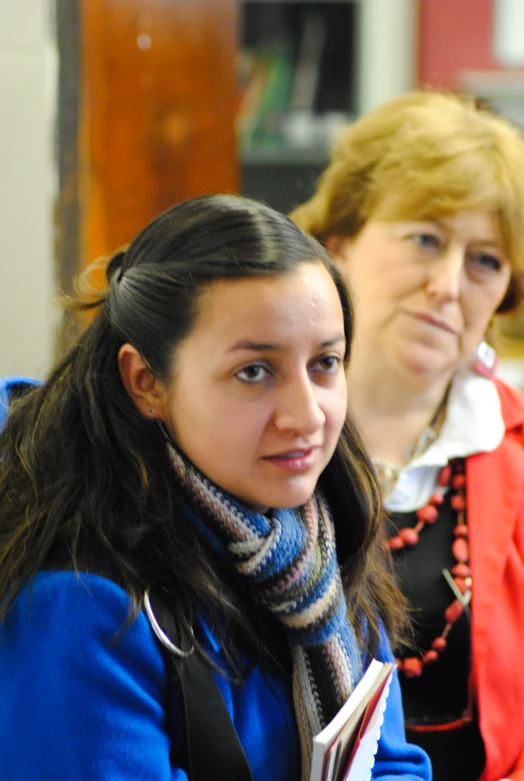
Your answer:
[0,571,431,781]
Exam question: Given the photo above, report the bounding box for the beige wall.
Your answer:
[0,0,57,379]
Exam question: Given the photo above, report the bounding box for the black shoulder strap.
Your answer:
[146,594,254,781]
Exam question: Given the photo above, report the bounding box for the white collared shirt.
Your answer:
[384,370,505,512]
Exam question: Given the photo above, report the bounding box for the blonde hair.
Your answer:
[290,90,524,311]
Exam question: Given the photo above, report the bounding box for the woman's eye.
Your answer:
[236,364,270,383]
[313,355,342,374]
[411,233,441,251]
[468,252,503,273]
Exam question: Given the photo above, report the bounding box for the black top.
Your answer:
[388,490,485,781]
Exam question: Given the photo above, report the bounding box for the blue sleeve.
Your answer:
[372,628,432,781]
[0,375,40,429]
[0,571,188,781]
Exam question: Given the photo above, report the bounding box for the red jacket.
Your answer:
[469,378,524,781]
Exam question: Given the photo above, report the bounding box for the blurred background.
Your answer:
[3,0,524,380]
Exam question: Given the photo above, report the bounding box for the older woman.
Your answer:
[291,90,524,781]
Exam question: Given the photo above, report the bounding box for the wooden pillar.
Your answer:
[80,0,239,264]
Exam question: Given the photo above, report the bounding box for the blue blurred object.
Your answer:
[0,377,41,430]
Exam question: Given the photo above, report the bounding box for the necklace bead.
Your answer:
[451,494,466,511]
[416,504,439,524]
[451,474,466,489]
[451,537,469,562]
[438,465,452,485]
[398,527,420,546]
[451,563,470,578]
[432,637,447,652]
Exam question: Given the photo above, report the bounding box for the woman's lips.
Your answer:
[263,447,318,472]
[408,310,457,334]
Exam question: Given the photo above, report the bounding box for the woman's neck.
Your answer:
[346,361,453,468]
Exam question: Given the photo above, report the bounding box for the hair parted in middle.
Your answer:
[103,193,354,379]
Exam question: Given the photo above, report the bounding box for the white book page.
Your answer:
[342,672,393,781]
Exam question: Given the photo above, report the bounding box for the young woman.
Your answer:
[0,195,430,781]
[291,90,524,781]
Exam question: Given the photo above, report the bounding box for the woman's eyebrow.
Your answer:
[227,334,346,354]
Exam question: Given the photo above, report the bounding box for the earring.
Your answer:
[157,419,172,443]
[472,340,498,379]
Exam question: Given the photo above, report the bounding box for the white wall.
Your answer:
[0,0,57,379]
[358,0,418,115]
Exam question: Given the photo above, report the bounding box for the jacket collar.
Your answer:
[494,376,524,432]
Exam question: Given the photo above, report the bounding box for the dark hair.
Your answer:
[0,194,404,663]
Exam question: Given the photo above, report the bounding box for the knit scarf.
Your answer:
[167,442,362,781]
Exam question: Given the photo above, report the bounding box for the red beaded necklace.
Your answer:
[388,458,471,678]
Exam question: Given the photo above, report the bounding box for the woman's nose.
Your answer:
[273,376,325,434]
[425,249,463,303]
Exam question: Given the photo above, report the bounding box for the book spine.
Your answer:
[250,42,294,147]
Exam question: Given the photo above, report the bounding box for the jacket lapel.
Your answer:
[467,379,524,679]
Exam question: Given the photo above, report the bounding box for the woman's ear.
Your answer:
[118,343,167,420]
[325,234,351,263]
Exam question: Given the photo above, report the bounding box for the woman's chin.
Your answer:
[393,344,459,384]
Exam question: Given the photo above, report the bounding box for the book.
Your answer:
[289,11,327,114]
[236,49,273,147]
[309,659,394,781]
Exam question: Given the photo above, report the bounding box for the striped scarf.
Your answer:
[167,442,361,781]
